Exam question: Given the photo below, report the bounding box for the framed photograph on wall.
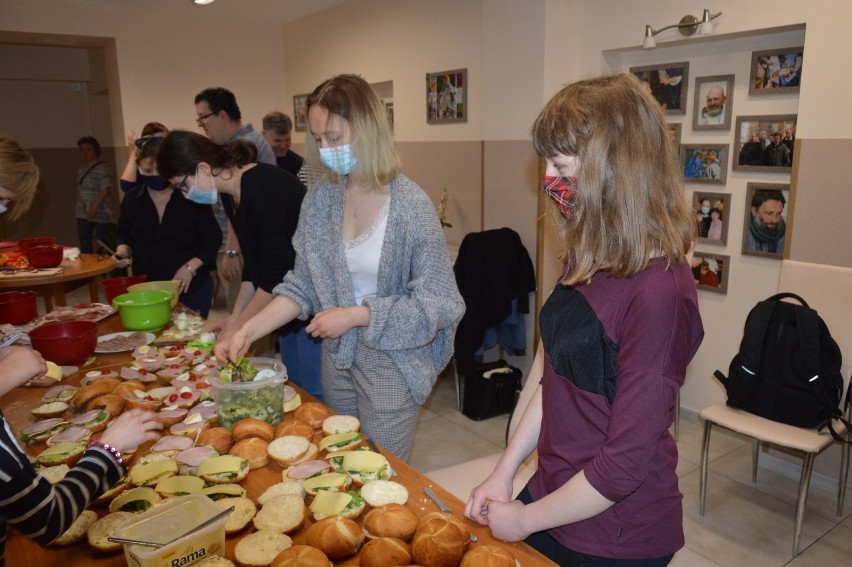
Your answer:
[692,252,729,294]
[693,74,734,131]
[667,123,682,148]
[293,94,309,132]
[427,68,467,124]
[681,143,729,185]
[732,114,797,172]
[630,62,689,114]
[749,46,803,95]
[742,183,790,259]
[693,191,730,245]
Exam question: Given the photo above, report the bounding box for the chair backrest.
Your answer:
[777,260,852,406]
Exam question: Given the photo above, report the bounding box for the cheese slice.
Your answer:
[109,486,161,513]
[197,455,246,476]
[302,472,350,492]
[318,432,361,452]
[342,450,387,473]
[39,441,83,458]
[309,490,352,516]
[199,484,246,499]
[155,475,205,496]
[45,361,62,380]
[130,458,178,486]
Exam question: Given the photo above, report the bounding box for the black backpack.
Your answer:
[714,293,850,440]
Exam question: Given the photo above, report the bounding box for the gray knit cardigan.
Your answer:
[273,174,465,405]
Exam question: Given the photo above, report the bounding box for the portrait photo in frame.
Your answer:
[733,114,797,173]
[749,46,803,95]
[427,68,467,124]
[630,62,689,115]
[692,252,729,294]
[681,143,729,185]
[693,191,730,245]
[667,123,682,149]
[693,74,734,131]
[293,94,308,132]
[742,183,790,259]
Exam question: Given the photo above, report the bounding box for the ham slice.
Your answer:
[42,384,78,403]
[156,408,188,427]
[283,385,298,402]
[176,446,218,467]
[21,417,67,437]
[70,409,104,426]
[47,426,91,445]
[121,366,156,382]
[287,459,333,480]
[150,435,194,453]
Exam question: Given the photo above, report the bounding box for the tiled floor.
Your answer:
[80,283,852,565]
[415,373,852,566]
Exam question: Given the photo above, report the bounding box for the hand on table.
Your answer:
[99,409,163,454]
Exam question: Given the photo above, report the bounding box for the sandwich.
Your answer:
[229,437,269,470]
[108,486,162,513]
[232,417,274,443]
[36,441,86,467]
[69,409,111,433]
[282,386,301,413]
[84,393,125,416]
[309,489,365,521]
[46,426,92,446]
[318,431,363,453]
[198,483,246,500]
[176,445,219,475]
[129,458,179,487]
[154,474,205,497]
[340,450,391,486]
[20,417,68,444]
[197,454,250,484]
[284,459,332,482]
[92,473,131,506]
[30,402,69,419]
[28,360,64,388]
[41,384,78,404]
[301,472,353,497]
[197,426,234,454]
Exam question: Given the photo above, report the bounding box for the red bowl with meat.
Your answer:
[0,291,37,325]
[23,245,63,269]
[29,321,98,364]
[16,237,56,252]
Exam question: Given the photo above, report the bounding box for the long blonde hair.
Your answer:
[0,137,39,220]
[531,74,695,285]
[307,74,400,188]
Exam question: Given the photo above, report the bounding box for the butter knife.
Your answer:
[424,487,477,541]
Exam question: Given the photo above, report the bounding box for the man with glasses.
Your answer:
[194,87,275,312]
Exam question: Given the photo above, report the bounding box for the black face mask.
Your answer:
[139,173,168,191]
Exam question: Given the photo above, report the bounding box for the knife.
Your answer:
[365,436,397,476]
[424,486,477,541]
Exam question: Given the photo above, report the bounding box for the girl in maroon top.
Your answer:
[465,74,704,566]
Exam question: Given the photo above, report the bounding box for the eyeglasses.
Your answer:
[175,174,189,194]
[196,111,217,125]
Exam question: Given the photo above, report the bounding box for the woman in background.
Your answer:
[215,74,464,461]
[75,136,115,254]
[465,74,704,566]
[119,121,169,193]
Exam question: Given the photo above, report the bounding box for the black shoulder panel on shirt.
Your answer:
[540,284,619,404]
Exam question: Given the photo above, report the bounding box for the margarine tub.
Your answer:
[115,494,226,567]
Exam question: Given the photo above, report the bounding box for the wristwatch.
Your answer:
[226,250,240,259]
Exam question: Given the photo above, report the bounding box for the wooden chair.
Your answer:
[699,260,852,557]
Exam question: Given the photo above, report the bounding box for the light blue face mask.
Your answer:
[185,168,218,205]
[0,200,7,215]
[319,144,359,175]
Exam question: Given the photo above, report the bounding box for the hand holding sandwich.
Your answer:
[98,409,163,455]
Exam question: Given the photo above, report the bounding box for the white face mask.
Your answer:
[319,144,359,175]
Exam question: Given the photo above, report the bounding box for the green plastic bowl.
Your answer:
[112,290,174,331]
[128,280,180,308]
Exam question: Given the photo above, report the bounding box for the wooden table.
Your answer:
[0,254,115,311]
[2,315,555,566]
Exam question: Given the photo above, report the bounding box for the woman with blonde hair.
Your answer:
[216,74,464,461]
[0,137,39,220]
[465,74,704,566]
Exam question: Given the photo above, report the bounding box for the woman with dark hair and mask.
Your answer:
[156,131,305,329]
[214,74,464,461]
[464,74,704,566]
[119,121,169,194]
[112,136,221,317]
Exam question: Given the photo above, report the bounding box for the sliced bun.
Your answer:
[304,516,364,559]
[294,402,333,429]
[321,415,360,436]
[51,510,97,546]
[230,437,269,470]
[363,503,419,542]
[197,426,234,454]
[360,480,409,507]
[274,418,314,440]
[459,544,516,567]
[31,402,69,419]
[232,417,274,442]
[191,557,236,567]
[234,530,293,567]
[252,494,306,534]
[267,435,311,467]
[216,496,256,534]
[87,511,134,552]
[359,537,411,567]
[270,544,331,567]
[258,481,306,505]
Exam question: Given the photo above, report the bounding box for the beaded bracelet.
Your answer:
[86,440,123,466]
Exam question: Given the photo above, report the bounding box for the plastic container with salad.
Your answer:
[207,357,288,429]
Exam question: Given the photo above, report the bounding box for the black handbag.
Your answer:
[462,360,522,421]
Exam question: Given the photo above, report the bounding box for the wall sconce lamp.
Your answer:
[643,9,722,49]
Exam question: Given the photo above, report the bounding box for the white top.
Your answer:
[344,203,389,305]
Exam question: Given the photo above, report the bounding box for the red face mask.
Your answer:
[542,175,577,218]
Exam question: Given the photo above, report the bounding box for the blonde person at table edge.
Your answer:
[464,75,704,566]
[0,137,164,566]
[216,74,465,462]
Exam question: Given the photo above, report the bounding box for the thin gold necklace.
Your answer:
[347,187,369,219]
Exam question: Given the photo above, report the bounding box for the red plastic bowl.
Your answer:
[17,237,56,252]
[0,291,37,325]
[23,245,63,269]
[29,321,98,365]
[103,275,148,304]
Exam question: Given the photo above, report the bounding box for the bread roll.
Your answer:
[258,481,306,505]
[459,545,516,567]
[31,402,69,419]
[274,418,314,440]
[359,537,411,567]
[230,437,269,469]
[360,480,409,507]
[234,529,293,567]
[51,510,97,546]
[87,511,134,552]
[321,415,360,436]
[363,504,419,542]
[411,512,469,567]
[191,557,236,567]
[304,516,364,559]
[267,435,311,466]
[197,426,234,454]
[271,544,331,567]
[85,393,125,416]
[252,494,306,534]
[294,402,333,429]
[74,381,113,409]
[232,417,274,442]
[216,496,256,534]
[110,380,147,399]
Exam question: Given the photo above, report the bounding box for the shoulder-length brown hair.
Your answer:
[307,74,400,188]
[531,73,695,285]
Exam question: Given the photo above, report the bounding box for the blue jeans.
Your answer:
[179,276,213,318]
[278,320,323,401]
[76,218,110,254]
